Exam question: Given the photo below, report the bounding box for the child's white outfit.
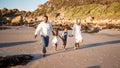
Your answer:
[72,24,83,43]
[52,36,59,46]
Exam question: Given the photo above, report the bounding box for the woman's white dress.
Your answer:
[72,24,83,43]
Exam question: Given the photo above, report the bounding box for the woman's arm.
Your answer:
[72,24,76,35]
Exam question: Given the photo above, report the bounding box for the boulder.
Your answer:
[11,16,23,26]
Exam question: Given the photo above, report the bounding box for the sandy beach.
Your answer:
[0,26,120,68]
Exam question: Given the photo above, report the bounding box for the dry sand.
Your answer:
[0,26,120,68]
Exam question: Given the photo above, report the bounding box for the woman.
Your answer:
[72,18,83,49]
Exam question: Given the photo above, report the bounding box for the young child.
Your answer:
[52,29,59,51]
[59,28,68,49]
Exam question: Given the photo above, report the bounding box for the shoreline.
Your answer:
[0,26,120,68]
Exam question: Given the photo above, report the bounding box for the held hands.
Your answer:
[79,40,83,43]
[59,35,63,40]
[69,35,73,37]
[52,31,55,35]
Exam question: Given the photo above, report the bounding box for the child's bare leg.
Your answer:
[64,41,67,49]
[62,44,66,50]
[77,43,79,48]
[77,40,83,48]
[55,44,57,51]
[64,45,66,49]
[61,45,64,48]
[74,43,78,49]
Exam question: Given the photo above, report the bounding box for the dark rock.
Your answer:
[0,54,33,68]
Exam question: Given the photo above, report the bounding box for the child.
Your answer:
[59,28,68,49]
[52,29,59,51]
[72,19,83,49]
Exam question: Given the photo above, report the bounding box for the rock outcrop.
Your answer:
[11,16,23,26]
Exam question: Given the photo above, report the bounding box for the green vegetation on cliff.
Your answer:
[33,0,120,19]
[62,2,120,18]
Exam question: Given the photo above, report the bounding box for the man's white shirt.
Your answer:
[35,21,53,36]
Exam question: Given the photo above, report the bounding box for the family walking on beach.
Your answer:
[34,15,83,57]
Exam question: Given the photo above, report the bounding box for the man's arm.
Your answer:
[34,24,41,39]
[50,23,55,35]
[52,31,55,35]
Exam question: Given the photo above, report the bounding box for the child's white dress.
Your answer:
[52,36,59,46]
[72,24,83,43]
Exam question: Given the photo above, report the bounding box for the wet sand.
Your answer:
[0,26,120,68]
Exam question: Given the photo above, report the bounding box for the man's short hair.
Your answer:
[44,15,48,19]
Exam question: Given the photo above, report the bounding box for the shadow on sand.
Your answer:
[80,39,120,49]
[87,65,101,68]
[0,41,36,48]
[0,40,119,68]
[50,39,120,55]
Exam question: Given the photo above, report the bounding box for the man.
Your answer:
[34,15,54,57]
[72,18,83,49]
